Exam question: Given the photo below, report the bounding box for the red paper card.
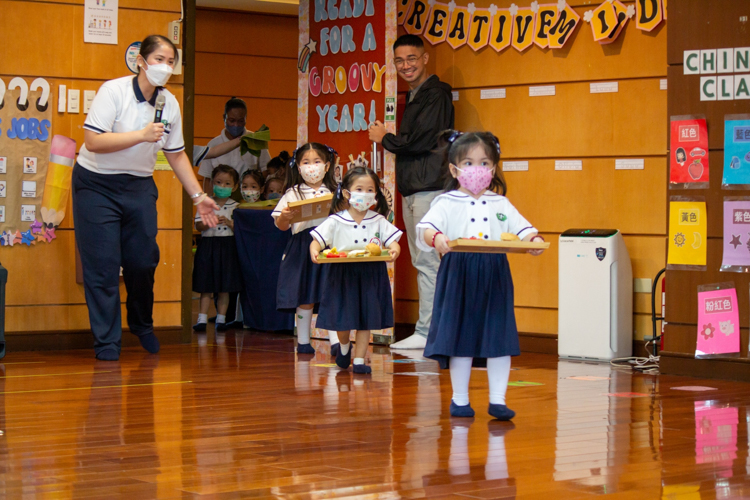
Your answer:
[670,117,709,185]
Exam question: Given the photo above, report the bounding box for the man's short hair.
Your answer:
[393,34,424,51]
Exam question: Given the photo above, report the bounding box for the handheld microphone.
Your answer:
[154,94,166,123]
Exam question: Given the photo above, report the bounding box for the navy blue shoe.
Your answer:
[331,343,341,357]
[297,343,315,354]
[336,344,352,369]
[216,322,229,332]
[193,322,207,332]
[352,363,371,374]
[488,404,515,421]
[450,401,475,418]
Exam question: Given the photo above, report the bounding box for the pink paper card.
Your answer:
[696,285,740,356]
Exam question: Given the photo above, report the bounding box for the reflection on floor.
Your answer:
[0,329,749,498]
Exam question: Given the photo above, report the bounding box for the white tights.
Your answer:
[449,356,511,406]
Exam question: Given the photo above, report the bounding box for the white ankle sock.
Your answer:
[328,330,339,345]
[487,356,511,405]
[450,357,473,406]
[197,313,207,324]
[216,314,226,324]
[296,307,312,344]
[340,342,350,355]
[353,357,365,365]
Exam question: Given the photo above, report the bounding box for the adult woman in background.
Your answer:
[74,34,217,361]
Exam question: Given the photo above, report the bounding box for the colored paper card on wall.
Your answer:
[667,198,707,270]
[423,1,450,45]
[532,3,558,49]
[696,283,740,357]
[489,5,512,52]
[721,198,750,272]
[547,2,579,49]
[722,114,750,189]
[467,7,491,51]
[670,115,709,188]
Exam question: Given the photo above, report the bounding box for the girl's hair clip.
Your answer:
[447,130,463,144]
[289,147,299,168]
[335,182,343,196]
[326,145,338,161]
[491,135,501,155]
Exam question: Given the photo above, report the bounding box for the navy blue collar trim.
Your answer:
[132,76,161,106]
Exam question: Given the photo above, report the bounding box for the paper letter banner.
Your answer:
[721,114,750,189]
[721,198,750,272]
[397,0,413,25]
[446,2,471,49]
[547,2,580,49]
[424,1,450,45]
[532,3,558,49]
[467,6,491,51]
[696,284,740,357]
[510,4,535,52]
[670,115,709,188]
[489,5,513,52]
[667,198,707,270]
[635,0,663,32]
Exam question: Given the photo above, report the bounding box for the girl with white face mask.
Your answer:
[416,130,545,421]
[271,143,340,355]
[309,167,403,375]
[74,34,218,361]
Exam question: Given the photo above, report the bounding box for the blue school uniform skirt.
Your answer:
[316,262,394,331]
[192,236,243,294]
[277,228,326,312]
[424,252,520,369]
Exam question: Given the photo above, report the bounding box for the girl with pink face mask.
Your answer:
[272,143,340,355]
[417,130,545,421]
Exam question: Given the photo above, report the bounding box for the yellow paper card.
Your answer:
[668,201,707,267]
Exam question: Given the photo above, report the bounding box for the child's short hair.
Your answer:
[211,164,239,185]
[437,130,507,195]
[330,167,389,216]
[267,151,290,170]
[241,169,265,188]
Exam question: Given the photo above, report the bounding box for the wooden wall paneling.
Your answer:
[196,10,298,57]
[666,0,750,65]
[454,80,667,159]
[0,3,183,83]
[515,307,557,335]
[437,5,667,89]
[665,237,750,327]
[3,229,182,309]
[667,67,750,151]
[505,157,667,235]
[154,171,188,229]
[5,301,181,333]
[194,95,297,143]
[195,53,296,99]
[664,324,750,360]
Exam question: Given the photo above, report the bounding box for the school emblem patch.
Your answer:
[596,248,606,261]
[497,213,507,221]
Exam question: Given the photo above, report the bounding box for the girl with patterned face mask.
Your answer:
[271,143,341,356]
[415,130,546,422]
[240,170,264,203]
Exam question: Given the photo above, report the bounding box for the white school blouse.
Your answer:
[271,184,332,234]
[416,191,537,252]
[311,210,403,252]
[78,76,184,176]
[197,129,271,179]
[195,198,239,237]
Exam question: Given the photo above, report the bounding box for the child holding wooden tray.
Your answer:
[417,130,545,421]
[309,167,402,374]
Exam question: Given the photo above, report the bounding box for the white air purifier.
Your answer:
[558,229,633,361]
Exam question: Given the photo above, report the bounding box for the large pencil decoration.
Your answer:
[41,135,76,228]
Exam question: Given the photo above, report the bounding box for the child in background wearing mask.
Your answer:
[240,170,264,203]
[272,143,341,355]
[310,167,402,374]
[193,165,244,332]
[264,177,284,200]
[417,131,545,420]
[265,151,290,180]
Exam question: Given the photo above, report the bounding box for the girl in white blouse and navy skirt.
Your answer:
[310,167,402,374]
[74,35,218,361]
[417,131,545,421]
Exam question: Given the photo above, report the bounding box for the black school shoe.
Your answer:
[450,401,475,418]
[216,322,230,332]
[297,343,315,354]
[336,344,352,369]
[352,363,372,374]
[193,322,207,332]
[331,343,341,357]
[488,404,515,421]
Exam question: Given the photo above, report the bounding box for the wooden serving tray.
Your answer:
[238,199,279,210]
[287,194,333,223]
[318,249,392,263]
[448,239,550,254]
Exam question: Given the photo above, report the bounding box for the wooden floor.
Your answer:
[1,330,750,499]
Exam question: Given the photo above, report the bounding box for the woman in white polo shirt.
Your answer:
[73,34,218,361]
